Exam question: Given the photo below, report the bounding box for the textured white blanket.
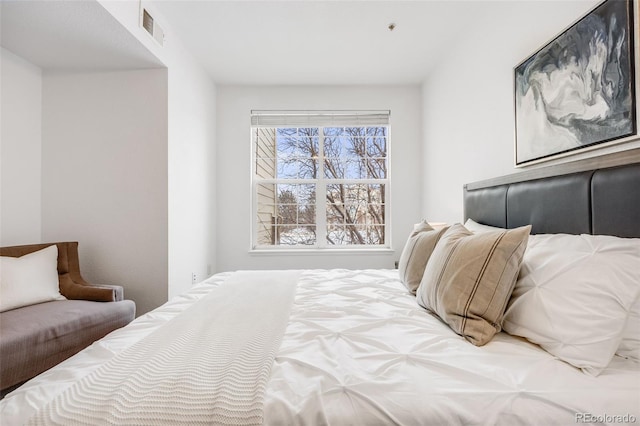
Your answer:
[27,270,300,426]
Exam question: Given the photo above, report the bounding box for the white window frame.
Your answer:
[250,110,391,251]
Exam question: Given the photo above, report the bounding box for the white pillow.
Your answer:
[503,234,640,376]
[617,297,640,361]
[463,218,505,233]
[0,245,65,312]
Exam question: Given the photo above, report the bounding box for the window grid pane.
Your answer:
[325,183,385,246]
[322,127,387,180]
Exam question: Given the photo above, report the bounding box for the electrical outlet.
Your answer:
[191,273,197,284]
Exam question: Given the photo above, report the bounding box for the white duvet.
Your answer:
[2,269,639,425]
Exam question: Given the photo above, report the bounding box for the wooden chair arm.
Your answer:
[59,274,121,302]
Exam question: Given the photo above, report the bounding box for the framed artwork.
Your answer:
[514,0,636,166]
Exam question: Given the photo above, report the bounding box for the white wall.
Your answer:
[421,0,640,224]
[41,69,168,316]
[0,47,42,245]
[99,0,217,298]
[216,85,422,272]
[165,43,217,298]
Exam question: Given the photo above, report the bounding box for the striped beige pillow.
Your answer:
[416,223,531,346]
[398,221,448,294]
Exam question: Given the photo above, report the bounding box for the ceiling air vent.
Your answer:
[142,8,164,47]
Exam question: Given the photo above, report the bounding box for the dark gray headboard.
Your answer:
[463,154,640,238]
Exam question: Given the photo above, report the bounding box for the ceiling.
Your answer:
[1,0,163,70]
[1,0,489,85]
[151,0,489,85]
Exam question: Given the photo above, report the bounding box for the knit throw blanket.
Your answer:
[28,270,300,426]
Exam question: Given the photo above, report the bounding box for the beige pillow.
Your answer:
[398,221,448,294]
[416,223,531,346]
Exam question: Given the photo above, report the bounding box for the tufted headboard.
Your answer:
[463,151,640,238]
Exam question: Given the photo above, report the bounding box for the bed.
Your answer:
[1,154,639,425]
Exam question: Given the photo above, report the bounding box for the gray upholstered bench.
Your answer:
[0,242,135,394]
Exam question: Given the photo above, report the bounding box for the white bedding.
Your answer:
[27,271,299,426]
[2,269,639,425]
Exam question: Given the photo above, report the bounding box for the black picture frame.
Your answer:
[514,0,636,166]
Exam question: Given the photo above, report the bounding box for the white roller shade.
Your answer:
[251,110,390,127]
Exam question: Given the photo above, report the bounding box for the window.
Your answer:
[252,111,390,250]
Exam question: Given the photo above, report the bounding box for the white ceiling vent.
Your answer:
[141,8,164,47]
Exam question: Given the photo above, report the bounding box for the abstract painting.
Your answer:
[515,0,636,165]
